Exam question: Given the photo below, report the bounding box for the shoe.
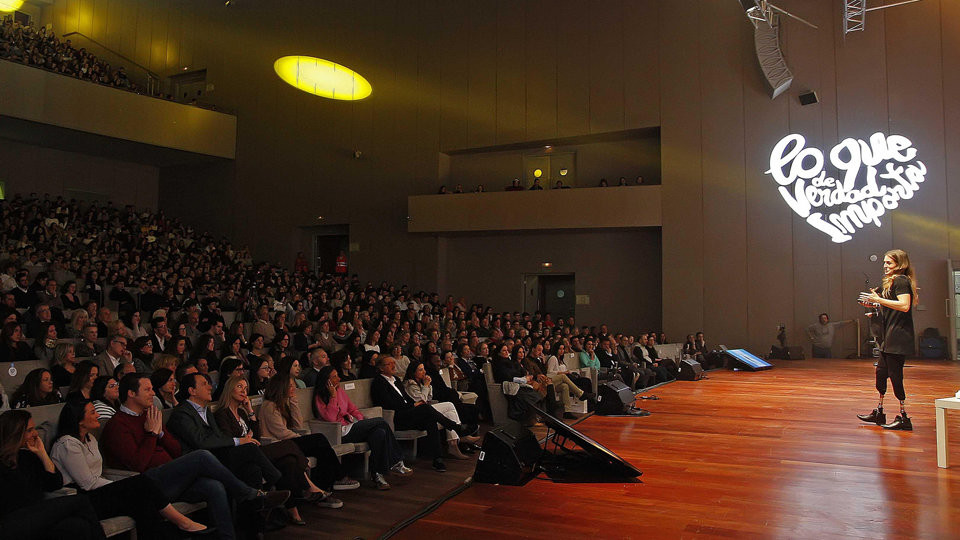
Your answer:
[287,512,306,527]
[579,392,596,402]
[300,490,324,504]
[250,489,290,511]
[857,408,886,425]
[177,524,216,536]
[389,461,413,477]
[455,423,479,437]
[432,458,447,472]
[563,412,577,420]
[373,472,391,490]
[332,477,360,491]
[882,414,913,431]
[459,442,477,454]
[315,492,344,509]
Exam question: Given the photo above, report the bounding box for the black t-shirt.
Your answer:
[880,274,915,356]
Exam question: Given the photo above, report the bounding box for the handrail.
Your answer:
[61,31,161,81]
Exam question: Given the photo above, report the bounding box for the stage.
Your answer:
[397,358,960,539]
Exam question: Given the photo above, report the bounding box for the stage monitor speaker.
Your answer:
[678,359,704,381]
[799,91,819,106]
[595,380,635,415]
[723,348,774,371]
[474,423,541,486]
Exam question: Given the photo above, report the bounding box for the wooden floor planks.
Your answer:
[396,358,960,540]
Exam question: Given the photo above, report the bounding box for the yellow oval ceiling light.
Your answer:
[0,0,24,12]
[274,56,372,101]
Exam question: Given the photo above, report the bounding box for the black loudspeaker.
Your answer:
[595,380,635,416]
[473,424,541,485]
[678,359,704,381]
[799,91,819,106]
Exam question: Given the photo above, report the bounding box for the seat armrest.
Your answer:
[307,420,342,444]
[260,436,276,445]
[358,406,383,419]
[294,428,309,436]
[381,409,396,430]
[45,487,77,498]
[103,468,139,480]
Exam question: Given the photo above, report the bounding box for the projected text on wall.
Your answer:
[765,132,926,243]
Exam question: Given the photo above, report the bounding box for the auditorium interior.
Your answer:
[0,0,958,538]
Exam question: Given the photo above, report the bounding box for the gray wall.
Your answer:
[440,229,662,333]
[0,138,158,209]
[38,0,960,354]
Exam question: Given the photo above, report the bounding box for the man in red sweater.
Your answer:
[102,373,289,540]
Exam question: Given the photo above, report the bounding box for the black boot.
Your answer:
[882,414,913,431]
[857,407,886,425]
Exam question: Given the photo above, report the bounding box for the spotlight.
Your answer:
[559,168,568,176]
[534,169,542,178]
[542,262,553,268]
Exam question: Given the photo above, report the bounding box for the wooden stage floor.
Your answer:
[397,358,960,540]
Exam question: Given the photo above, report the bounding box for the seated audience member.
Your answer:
[12,368,63,408]
[166,372,284,491]
[301,349,329,388]
[150,368,178,409]
[617,336,653,390]
[0,409,121,540]
[125,312,149,341]
[293,321,319,353]
[212,357,246,401]
[645,334,678,376]
[371,355,475,472]
[150,317,172,353]
[75,324,101,358]
[269,331,291,364]
[165,335,190,365]
[313,366,412,490]
[101,373,291,539]
[65,361,99,401]
[277,356,306,390]
[214,374,339,525]
[491,343,546,425]
[93,334,130,380]
[130,336,155,373]
[222,335,248,366]
[0,321,34,362]
[67,309,89,339]
[248,356,274,396]
[315,320,335,352]
[246,333,270,364]
[60,280,83,311]
[577,339,601,370]
[91,376,120,421]
[634,336,673,383]
[505,178,524,191]
[252,308,277,345]
[50,343,79,387]
[546,342,593,394]
[191,335,220,373]
[403,360,477,460]
[533,343,592,417]
[358,350,380,379]
[259,374,359,493]
[427,352,481,427]
[332,350,356,381]
[49,400,213,538]
[33,322,59,365]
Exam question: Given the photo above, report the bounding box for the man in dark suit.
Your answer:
[166,372,281,490]
[370,356,474,472]
[150,317,171,353]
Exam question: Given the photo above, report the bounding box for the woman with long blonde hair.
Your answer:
[857,249,917,431]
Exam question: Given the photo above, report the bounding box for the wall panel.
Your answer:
[587,0,624,134]
[466,2,497,148]
[495,0,526,145]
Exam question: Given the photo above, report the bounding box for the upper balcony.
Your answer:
[0,59,236,162]
[407,185,661,233]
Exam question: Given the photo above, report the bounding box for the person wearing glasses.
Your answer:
[93,335,132,378]
[91,376,121,420]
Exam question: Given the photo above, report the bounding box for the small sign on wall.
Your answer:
[576,294,590,305]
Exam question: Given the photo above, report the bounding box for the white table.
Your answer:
[935,397,960,468]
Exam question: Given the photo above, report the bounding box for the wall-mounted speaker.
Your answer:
[799,91,819,106]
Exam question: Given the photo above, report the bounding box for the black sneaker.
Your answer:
[432,458,447,472]
[882,414,913,431]
[455,423,479,437]
[857,408,886,425]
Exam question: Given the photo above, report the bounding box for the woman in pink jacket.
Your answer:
[312,366,413,490]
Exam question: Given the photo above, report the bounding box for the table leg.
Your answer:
[936,406,948,468]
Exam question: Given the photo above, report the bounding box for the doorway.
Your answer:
[949,260,960,361]
[304,224,349,276]
[522,273,575,321]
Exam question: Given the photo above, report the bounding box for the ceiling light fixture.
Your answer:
[274,56,372,101]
